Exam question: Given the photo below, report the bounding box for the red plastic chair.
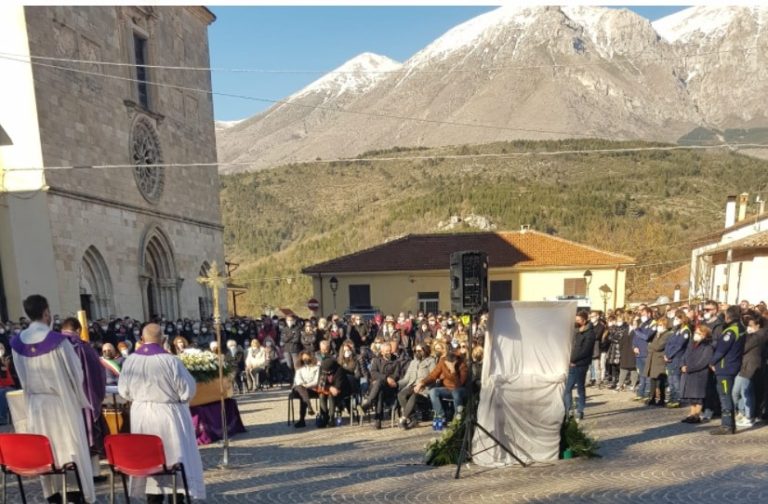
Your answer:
[0,433,84,504]
[104,434,190,504]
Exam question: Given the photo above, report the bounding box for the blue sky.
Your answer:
[209,6,688,121]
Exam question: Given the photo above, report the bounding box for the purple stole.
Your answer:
[134,343,168,356]
[10,330,65,356]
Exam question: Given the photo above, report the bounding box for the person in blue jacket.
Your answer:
[665,309,691,408]
[708,305,745,435]
[632,307,655,401]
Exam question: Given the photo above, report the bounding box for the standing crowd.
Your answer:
[565,299,768,434]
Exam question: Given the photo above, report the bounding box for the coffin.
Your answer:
[190,376,234,407]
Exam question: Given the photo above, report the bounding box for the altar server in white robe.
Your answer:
[118,323,205,502]
[10,295,95,503]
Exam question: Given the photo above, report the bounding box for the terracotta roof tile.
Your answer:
[302,230,635,274]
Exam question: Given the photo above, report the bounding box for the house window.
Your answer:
[418,292,439,315]
[133,33,150,109]
[490,280,512,302]
[348,284,371,308]
[564,278,587,296]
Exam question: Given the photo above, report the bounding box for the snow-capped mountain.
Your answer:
[653,5,768,127]
[216,52,401,170]
[288,52,401,101]
[215,119,243,131]
[217,5,768,172]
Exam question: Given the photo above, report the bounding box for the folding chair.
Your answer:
[0,433,85,504]
[287,388,319,426]
[104,434,189,504]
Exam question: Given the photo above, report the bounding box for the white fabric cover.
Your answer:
[472,301,575,466]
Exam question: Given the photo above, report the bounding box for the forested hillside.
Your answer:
[220,139,768,314]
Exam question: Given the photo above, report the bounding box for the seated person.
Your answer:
[292,351,319,428]
[245,339,267,391]
[358,340,404,429]
[415,349,468,421]
[317,357,351,426]
[337,341,362,395]
[397,344,436,429]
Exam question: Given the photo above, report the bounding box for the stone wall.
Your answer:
[46,191,225,319]
[21,6,225,320]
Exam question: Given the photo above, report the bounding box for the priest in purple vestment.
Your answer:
[61,317,107,475]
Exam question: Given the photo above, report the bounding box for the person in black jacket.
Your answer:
[317,357,351,427]
[564,310,597,421]
[281,315,303,376]
[733,313,767,427]
[358,341,404,429]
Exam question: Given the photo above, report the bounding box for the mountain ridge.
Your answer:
[216,5,768,173]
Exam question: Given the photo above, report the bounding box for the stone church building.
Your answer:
[0,6,225,321]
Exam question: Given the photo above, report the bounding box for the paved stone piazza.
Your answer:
[6,387,768,503]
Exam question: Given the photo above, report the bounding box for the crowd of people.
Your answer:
[565,299,768,434]
[2,294,766,502]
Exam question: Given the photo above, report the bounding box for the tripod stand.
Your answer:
[454,314,527,479]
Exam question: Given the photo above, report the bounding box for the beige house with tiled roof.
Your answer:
[302,230,635,315]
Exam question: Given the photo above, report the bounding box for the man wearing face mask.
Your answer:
[564,310,597,421]
[226,339,246,394]
[397,344,436,429]
[631,308,655,402]
[708,305,745,435]
[359,341,404,429]
[733,313,767,427]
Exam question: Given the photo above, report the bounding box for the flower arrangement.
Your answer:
[178,349,232,383]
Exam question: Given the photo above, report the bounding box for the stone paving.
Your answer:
[5,386,768,503]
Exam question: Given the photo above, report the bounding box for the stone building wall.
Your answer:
[20,6,225,320]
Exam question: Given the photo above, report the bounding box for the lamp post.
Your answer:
[599,284,613,314]
[329,276,339,311]
[197,260,231,468]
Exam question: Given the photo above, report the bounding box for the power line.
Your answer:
[0,54,598,139]
[3,142,767,172]
[0,46,758,75]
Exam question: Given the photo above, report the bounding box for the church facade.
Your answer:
[0,6,225,321]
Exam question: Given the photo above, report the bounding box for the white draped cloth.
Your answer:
[472,302,575,466]
[118,350,206,500]
[12,322,96,502]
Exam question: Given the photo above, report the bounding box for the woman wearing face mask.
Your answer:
[664,310,691,408]
[245,339,267,392]
[645,318,672,406]
[616,314,636,392]
[396,344,436,429]
[292,351,319,428]
[680,325,715,423]
[337,342,362,395]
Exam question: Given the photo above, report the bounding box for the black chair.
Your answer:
[287,388,319,426]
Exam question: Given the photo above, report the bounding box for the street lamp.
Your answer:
[599,284,613,314]
[329,276,339,311]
